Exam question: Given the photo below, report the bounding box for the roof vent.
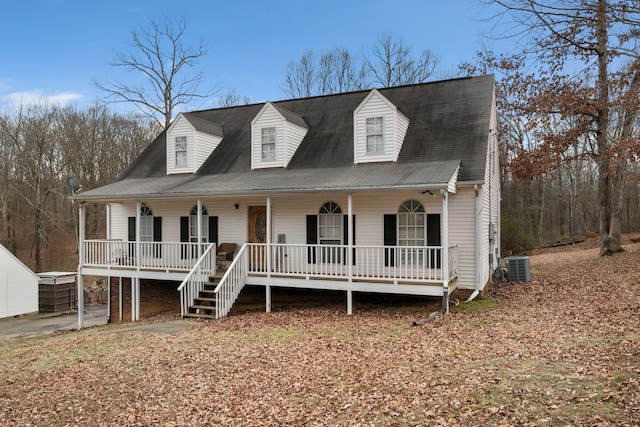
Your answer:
[505,256,531,282]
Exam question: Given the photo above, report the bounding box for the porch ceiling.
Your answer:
[73,160,461,202]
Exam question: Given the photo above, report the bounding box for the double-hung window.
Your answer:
[261,127,276,160]
[319,202,342,263]
[175,136,188,167]
[398,200,425,265]
[366,117,384,153]
[140,204,154,257]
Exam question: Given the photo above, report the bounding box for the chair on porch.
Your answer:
[216,243,237,271]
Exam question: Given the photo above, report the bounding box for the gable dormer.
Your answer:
[353,89,410,164]
[166,113,224,174]
[251,102,308,169]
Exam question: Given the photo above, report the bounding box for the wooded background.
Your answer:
[2,1,640,272]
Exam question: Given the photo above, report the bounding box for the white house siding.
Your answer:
[284,122,308,165]
[448,188,477,290]
[166,116,195,174]
[252,106,285,169]
[395,112,410,160]
[353,92,399,164]
[109,199,251,245]
[0,244,39,318]
[195,133,223,172]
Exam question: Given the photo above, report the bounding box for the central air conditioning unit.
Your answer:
[505,256,531,282]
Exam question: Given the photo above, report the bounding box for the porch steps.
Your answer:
[183,278,220,319]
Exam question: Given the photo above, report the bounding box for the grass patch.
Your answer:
[450,297,504,313]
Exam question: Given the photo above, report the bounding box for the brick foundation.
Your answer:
[109,277,181,322]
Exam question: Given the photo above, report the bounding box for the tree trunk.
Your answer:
[595,0,619,256]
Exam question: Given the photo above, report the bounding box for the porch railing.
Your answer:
[177,244,217,316]
[83,239,213,271]
[248,243,458,283]
[214,243,249,318]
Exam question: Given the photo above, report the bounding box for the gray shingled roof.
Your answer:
[77,75,494,202]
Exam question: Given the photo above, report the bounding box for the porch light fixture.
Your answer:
[421,189,434,197]
[234,203,239,209]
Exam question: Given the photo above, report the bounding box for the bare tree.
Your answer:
[215,89,255,107]
[317,48,366,95]
[283,51,317,98]
[485,0,640,256]
[364,34,439,87]
[95,17,213,130]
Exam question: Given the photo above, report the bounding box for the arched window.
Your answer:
[139,203,154,243]
[189,205,209,242]
[319,202,342,245]
[398,200,425,247]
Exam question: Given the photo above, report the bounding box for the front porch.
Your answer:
[79,239,458,320]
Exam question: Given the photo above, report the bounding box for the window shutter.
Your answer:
[127,217,136,259]
[306,215,317,264]
[209,216,218,246]
[153,217,162,258]
[427,213,441,268]
[343,215,356,265]
[180,217,189,242]
[128,217,136,241]
[384,214,396,267]
[180,217,189,259]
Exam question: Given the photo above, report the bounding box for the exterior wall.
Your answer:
[109,277,180,322]
[284,121,308,165]
[448,188,478,290]
[0,244,39,318]
[195,132,223,172]
[166,115,195,174]
[395,112,410,160]
[252,106,286,169]
[105,189,481,290]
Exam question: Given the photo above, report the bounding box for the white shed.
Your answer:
[0,244,39,318]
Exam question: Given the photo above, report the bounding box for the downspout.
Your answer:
[466,184,483,303]
[413,189,449,326]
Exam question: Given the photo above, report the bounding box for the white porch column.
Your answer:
[106,204,111,239]
[131,278,135,321]
[135,200,141,270]
[347,193,353,315]
[77,203,85,329]
[441,189,450,314]
[106,204,111,322]
[197,199,203,247]
[266,196,272,313]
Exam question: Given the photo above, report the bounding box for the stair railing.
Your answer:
[178,243,217,317]
[214,243,248,318]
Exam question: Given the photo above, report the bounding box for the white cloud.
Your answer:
[1,90,83,107]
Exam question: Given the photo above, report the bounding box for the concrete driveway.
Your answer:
[0,305,108,341]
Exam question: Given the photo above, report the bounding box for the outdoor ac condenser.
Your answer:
[505,256,531,282]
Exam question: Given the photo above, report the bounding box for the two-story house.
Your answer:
[73,75,500,322]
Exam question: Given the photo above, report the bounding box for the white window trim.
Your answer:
[261,127,276,161]
[366,116,384,154]
[175,135,188,168]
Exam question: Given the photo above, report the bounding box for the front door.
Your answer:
[248,206,267,271]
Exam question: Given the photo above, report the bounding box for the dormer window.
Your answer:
[353,89,410,164]
[261,127,276,160]
[251,103,308,169]
[166,113,224,175]
[366,117,384,153]
[175,136,188,167]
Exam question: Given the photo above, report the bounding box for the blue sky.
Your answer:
[1,0,502,114]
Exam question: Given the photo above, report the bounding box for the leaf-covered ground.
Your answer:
[1,243,639,426]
